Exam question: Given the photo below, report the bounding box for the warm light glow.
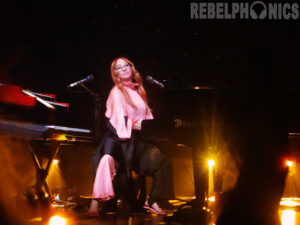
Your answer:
[281,210,296,225]
[54,134,68,141]
[53,159,59,165]
[49,215,67,225]
[176,144,187,147]
[208,160,215,195]
[280,200,300,207]
[28,217,43,222]
[286,160,294,167]
[208,196,216,202]
[208,159,215,171]
[280,198,300,207]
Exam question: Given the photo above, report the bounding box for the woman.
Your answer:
[88,57,174,216]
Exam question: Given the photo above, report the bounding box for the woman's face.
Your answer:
[114,58,133,81]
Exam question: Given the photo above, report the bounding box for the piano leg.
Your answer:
[166,147,210,224]
[189,147,208,223]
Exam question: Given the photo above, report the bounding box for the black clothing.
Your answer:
[92,120,174,208]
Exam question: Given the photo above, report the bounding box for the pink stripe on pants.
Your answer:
[92,154,118,200]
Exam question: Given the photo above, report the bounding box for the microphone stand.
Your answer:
[79,84,101,142]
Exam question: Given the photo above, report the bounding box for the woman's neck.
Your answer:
[122,80,138,89]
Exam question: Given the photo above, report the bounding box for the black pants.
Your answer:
[92,122,174,208]
[133,138,174,202]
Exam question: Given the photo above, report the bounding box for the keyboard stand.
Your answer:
[28,142,61,201]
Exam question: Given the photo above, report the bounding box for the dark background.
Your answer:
[0,0,299,131]
[0,2,299,223]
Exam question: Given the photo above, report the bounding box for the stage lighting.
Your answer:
[208,159,215,171]
[286,160,293,168]
[280,210,296,225]
[49,215,67,225]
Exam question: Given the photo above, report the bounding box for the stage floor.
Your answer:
[11,196,300,225]
[25,197,209,225]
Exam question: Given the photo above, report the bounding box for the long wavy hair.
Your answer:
[110,57,148,109]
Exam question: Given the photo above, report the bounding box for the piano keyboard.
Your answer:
[0,119,92,141]
[45,125,91,134]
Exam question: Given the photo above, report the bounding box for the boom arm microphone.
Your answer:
[146,76,164,88]
[68,75,94,88]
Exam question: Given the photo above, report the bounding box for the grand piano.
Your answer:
[142,85,216,220]
[144,83,300,222]
[0,83,94,202]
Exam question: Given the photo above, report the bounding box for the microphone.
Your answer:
[146,76,164,88]
[68,75,94,88]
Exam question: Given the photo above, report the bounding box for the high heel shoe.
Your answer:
[144,200,166,215]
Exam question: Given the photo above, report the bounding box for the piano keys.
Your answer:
[0,119,92,142]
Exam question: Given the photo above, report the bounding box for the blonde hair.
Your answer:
[110,57,148,109]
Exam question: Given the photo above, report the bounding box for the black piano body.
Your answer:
[143,86,300,221]
[143,87,215,150]
[141,87,216,215]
